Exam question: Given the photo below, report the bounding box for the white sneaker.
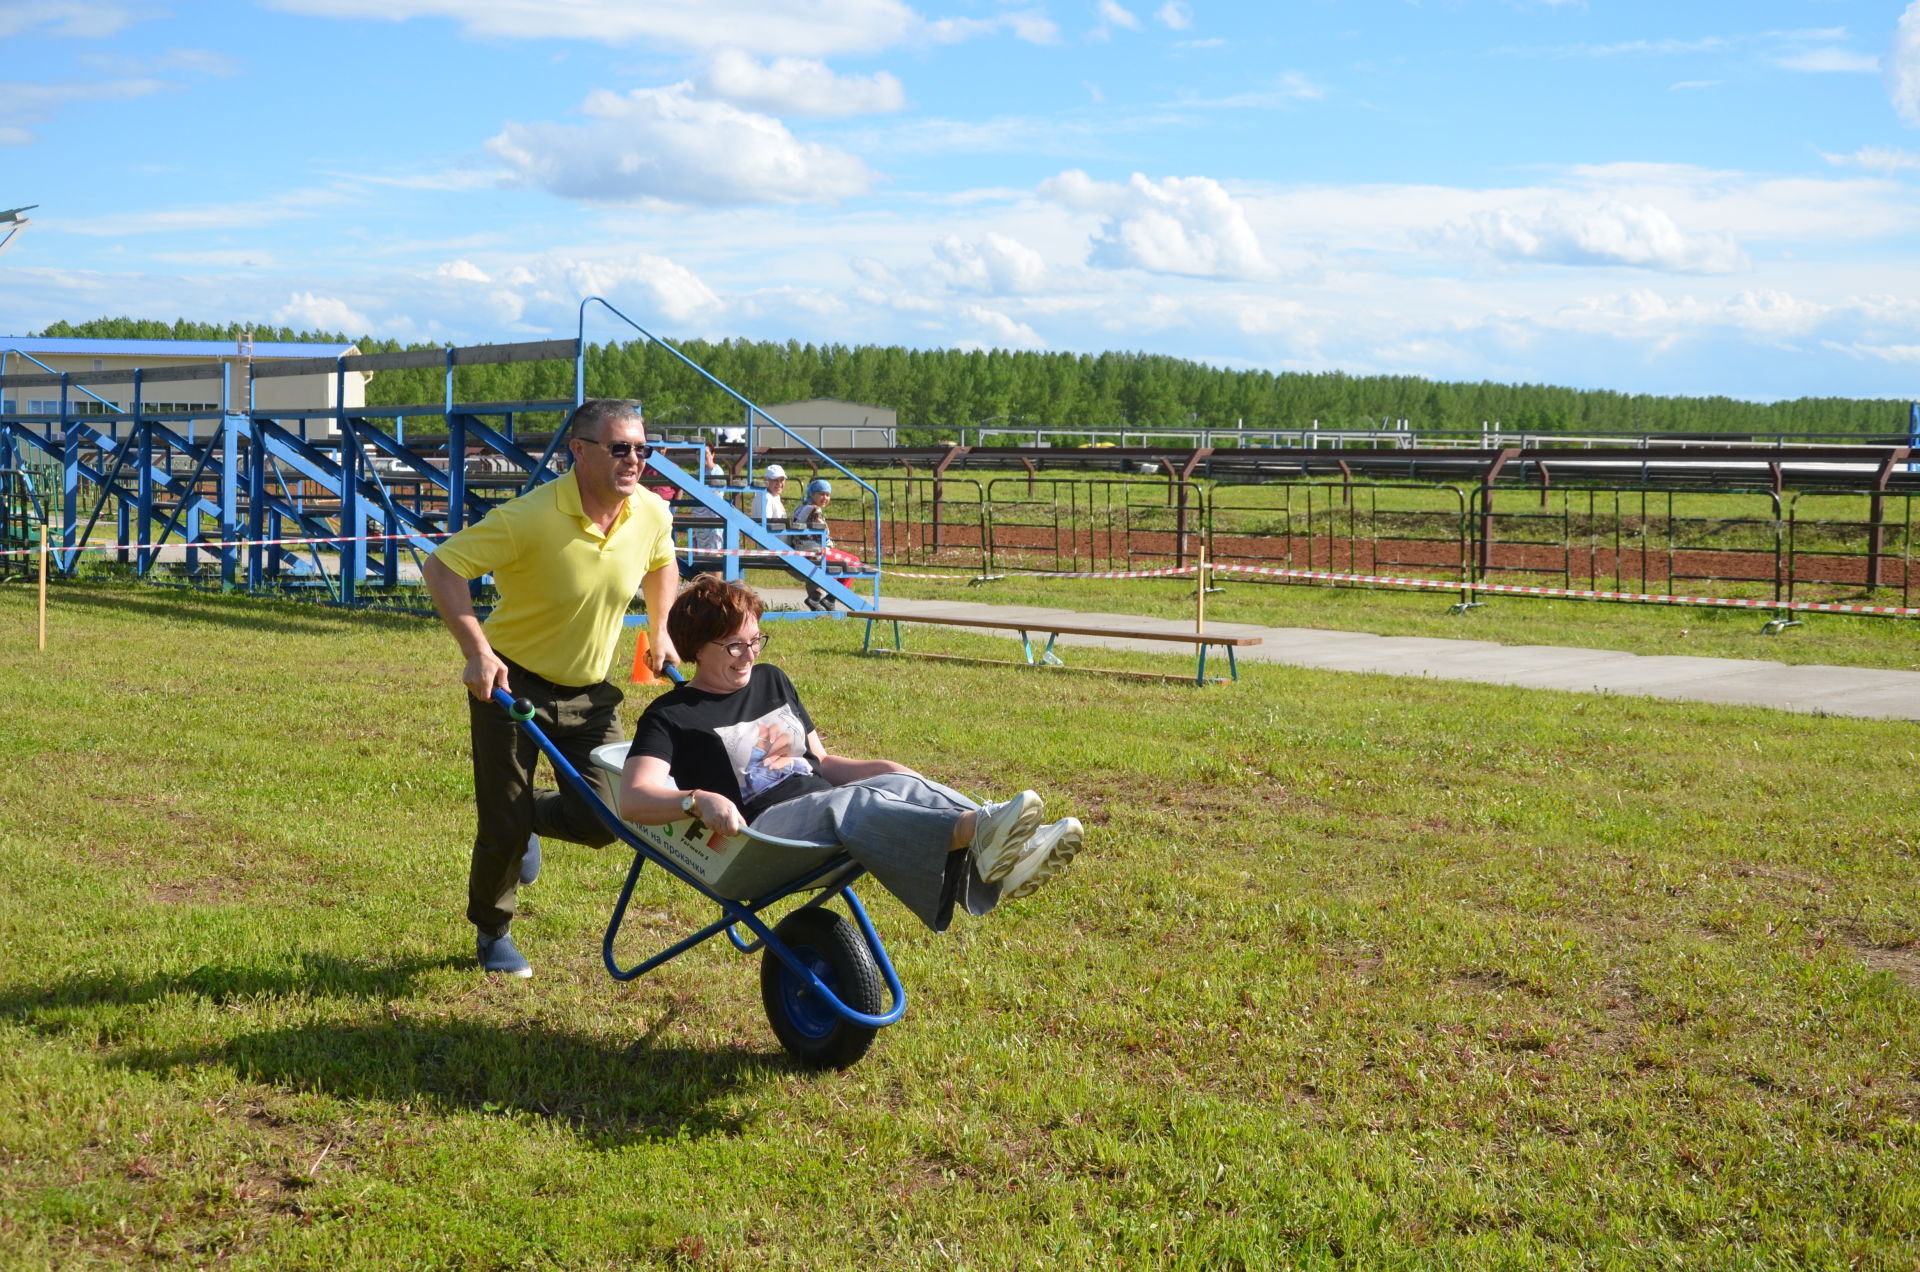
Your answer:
[999,817,1083,901]
[969,791,1044,883]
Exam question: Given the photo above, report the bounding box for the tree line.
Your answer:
[34,316,1915,440]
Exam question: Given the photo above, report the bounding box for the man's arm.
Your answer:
[640,556,681,673]
[423,554,511,702]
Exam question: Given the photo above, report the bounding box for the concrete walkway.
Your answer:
[762,589,1920,722]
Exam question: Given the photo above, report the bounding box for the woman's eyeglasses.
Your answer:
[712,634,771,659]
[576,438,652,460]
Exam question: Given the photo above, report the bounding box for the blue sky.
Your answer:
[4,0,1920,403]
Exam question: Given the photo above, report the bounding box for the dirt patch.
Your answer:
[1450,969,1548,998]
[211,1095,355,1213]
[854,513,1911,596]
[1721,861,1831,892]
[1854,943,1920,990]
[146,876,235,906]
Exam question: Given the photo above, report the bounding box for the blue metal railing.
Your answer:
[578,296,882,605]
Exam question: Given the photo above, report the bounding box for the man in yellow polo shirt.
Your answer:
[424,398,680,977]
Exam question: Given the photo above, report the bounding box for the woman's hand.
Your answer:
[689,790,747,837]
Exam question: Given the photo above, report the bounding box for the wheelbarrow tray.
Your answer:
[589,741,843,902]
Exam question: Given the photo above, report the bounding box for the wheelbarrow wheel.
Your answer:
[760,908,883,1070]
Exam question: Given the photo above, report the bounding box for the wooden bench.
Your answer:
[858,610,1261,685]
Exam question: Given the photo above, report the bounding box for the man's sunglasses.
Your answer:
[576,438,653,460]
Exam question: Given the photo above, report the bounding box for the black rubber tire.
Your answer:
[760,907,884,1070]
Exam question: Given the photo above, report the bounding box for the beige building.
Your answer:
[752,398,897,449]
[0,336,368,436]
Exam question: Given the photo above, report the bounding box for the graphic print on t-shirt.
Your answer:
[714,705,815,802]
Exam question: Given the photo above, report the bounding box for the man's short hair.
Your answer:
[565,398,644,442]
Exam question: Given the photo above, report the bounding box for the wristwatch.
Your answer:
[680,791,699,815]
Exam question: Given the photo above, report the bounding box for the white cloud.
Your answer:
[931,232,1048,293]
[924,10,1058,45]
[487,84,873,206]
[1843,341,1920,363]
[1094,0,1141,38]
[1040,170,1271,278]
[1891,2,1920,126]
[82,48,242,77]
[435,259,492,283]
[274,292,372,334]
[1174,72,1323,107]
[958,304,1044,349]
[555,255,725,324]
[0,126,33,145]
[1432,201,1748,274]
[410,251,727,328]
[0,78,166,110]
[346,167,511,192]
[1552,288,1832,339]
[1774,47,1878,73]
[0,76,168,142]
[1822,146,1920,172]
[698,49,905,116]
[151,249,279,268]
[851,112,1098,158]
[57,188,344,235]
[0,2,142,39]
[265,0,975,58]
[1155,2,1191,31]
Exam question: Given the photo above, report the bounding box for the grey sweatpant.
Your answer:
[747,772,1006,932]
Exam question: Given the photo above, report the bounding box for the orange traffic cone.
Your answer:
[630,628,662,685]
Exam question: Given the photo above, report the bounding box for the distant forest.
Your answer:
[35,316,1917,440]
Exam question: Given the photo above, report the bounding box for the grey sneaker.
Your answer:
[477,928,532,978]
[969,791,1044,884]
[519,834,541,886]
[999,817,1083,901]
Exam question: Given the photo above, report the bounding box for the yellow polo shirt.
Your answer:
[433,469,675,686]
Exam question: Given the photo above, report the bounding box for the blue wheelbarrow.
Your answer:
[491,683,906,1069]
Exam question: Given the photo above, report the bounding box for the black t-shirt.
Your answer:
[630,663,832,819]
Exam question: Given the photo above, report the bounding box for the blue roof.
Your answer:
[0,337,357,360]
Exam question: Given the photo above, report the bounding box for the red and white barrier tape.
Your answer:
[0,528,456,557]
[1,531,863,566]
[912,564,1200,581]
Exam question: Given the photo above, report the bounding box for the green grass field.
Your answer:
[2,580,1917,1269]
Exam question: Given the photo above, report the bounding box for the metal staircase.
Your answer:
[0,308,884,611]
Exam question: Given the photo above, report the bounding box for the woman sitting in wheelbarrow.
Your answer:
[616,575,1082,928]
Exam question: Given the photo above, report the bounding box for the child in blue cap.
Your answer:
[790,479,839,610]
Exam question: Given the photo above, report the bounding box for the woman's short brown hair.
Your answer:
[667,574,764,660]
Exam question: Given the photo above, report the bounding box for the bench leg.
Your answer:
[1196,643,1208,686]
[1227,645,1239,681]
[861,617,876,654]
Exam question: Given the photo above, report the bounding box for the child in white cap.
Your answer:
[749,464,788,525]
